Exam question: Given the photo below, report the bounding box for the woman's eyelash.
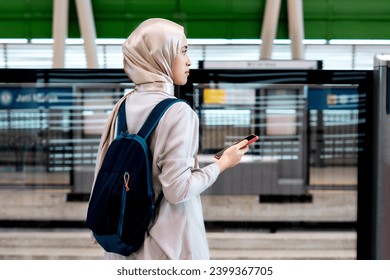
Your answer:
[181,47,188,55]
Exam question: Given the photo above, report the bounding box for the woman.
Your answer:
[94,18,249,260]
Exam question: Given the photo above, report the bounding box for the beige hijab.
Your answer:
[92,18,186,186]
[122,18,185,85]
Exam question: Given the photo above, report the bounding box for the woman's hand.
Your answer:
[216,140,249,172]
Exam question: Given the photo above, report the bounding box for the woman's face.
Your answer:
[172,37,191,86]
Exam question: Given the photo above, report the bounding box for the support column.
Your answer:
[288,0,305,59]
[52,0,69,68]
[260,0,281,60]
[75,0,98,68]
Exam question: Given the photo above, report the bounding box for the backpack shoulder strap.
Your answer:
[138,98,184,140]
[116,100,127,136]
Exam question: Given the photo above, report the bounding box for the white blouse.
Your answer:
[104,89,220,260]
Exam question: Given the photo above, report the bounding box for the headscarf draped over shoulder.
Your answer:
[122,18,185,85]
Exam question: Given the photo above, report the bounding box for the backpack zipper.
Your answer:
[123,171,130,192]
[118,171,130,237]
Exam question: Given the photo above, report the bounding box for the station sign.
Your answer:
[0,86,73,109]
[308,87,360,110]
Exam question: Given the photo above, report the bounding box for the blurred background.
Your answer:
[0,0,390,260]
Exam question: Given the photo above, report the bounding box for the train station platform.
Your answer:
[0,187,357,260]
[0,229,356,260]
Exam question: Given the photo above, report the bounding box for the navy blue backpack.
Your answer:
[86,98,183,256]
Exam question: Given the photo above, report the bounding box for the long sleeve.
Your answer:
[156,103,220,204]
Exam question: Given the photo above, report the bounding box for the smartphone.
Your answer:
[214,134,259,159]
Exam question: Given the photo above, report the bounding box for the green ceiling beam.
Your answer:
[0,0,389,39]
